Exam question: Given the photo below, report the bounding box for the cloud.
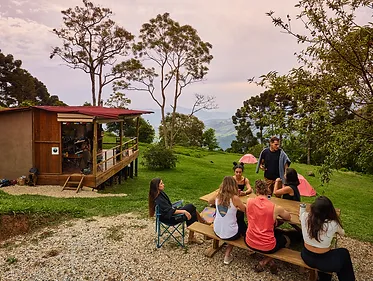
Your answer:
[0,0,306,112]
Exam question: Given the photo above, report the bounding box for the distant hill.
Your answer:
[204,119,236,150]
[140,107,237,150]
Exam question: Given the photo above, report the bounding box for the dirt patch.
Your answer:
[0,214,69,242]
[0,214,30,242]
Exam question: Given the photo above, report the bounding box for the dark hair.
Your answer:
[233,161,245,172]
[255,179,269,195]
[285,168,300,186]
[148,178,162,217]
[270,136,280,143]
[307,196,342,242]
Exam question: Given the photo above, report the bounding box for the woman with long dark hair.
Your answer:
[273,168,300,201]
[232,162,252,195]
[300,196,355,281]
[148,178,205,243]
[208,176,246,265]
[232,162,252,236]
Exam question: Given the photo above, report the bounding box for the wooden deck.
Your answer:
[37,150,139,188]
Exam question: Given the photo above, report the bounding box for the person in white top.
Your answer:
[208,176,246,265]
[300,196,355,281]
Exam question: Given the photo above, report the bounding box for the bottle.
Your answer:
[299,203,306,214]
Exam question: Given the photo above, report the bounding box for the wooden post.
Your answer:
[119,120,123,161]
[136,116,140,150]
[130,162,134,179]
[124,166,128,180]
[135,158,138,177]
[92,120,98,177]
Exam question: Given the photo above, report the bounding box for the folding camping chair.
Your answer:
[155,200,185,248]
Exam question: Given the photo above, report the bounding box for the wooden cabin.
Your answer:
[0,106,152,189]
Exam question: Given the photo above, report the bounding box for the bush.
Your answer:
[141,144,177,170]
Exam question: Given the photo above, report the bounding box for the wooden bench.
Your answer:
[188,222,321,281]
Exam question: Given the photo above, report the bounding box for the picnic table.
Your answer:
[199,190,341,226]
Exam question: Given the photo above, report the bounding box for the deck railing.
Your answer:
[96,137,138,173]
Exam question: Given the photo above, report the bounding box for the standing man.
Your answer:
[255,136,291,194]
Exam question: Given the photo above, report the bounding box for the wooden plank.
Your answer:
[188,222,315,269]
[57,113,93,122]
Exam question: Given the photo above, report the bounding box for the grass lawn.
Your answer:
[0,144,372,243]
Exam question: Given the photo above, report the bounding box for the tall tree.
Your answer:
[265,0,373,180]
[267,0,373,123]
[202,128,220,151]
[159,112,205,147]
[117,13,213,148]
[51,0,134,106]
[0,50,65,107]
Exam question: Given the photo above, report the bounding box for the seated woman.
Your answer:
[232,162,252,236]
[208,176,246,265]
[233,162,253,195]
[300,196,355,281]
[273,168,300,201]
[148,178,205,244]
[245,179,291,273]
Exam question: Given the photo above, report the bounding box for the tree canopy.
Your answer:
[234,0,373,181]
[0,50,65,107]
[51,0,135,106]
[115,13,214,148]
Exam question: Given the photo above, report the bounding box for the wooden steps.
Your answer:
[62,174,84,193]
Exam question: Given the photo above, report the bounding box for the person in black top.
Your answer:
[148,178,206,244]
[274,168,302,234]
[232,162,251,236]
[273,168,301,202]
[256,136,291,194]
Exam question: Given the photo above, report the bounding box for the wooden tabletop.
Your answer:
[199,190,341,226]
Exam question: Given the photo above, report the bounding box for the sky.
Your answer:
[0,0,306,116]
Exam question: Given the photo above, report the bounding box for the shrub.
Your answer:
[141,144,177,170]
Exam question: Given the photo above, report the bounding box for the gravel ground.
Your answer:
[0,186,372,281]
[1,185,127,198]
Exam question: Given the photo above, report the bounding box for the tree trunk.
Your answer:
[161,105,168,148]
[90,71,96,106]
[307,138,311,165]
[170,66,180,149]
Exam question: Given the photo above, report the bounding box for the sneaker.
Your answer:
[223,255,233,265]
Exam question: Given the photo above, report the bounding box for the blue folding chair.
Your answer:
[155,200,185,248]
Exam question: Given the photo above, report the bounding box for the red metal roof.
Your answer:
[0,106,153,119]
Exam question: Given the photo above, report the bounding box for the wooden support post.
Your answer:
[135,158,138,177]
[130,162,134,179]
[92,120,98,177]
[136,116,140,150]
[118,171,122,184]
[119,121,123,161]
[124,166,128,180]
[109,176,113,186]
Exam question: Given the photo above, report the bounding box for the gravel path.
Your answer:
[1,185,127,198]
[0,213,372,281]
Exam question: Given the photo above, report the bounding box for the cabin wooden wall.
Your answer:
[0,110,33,179]
[33,109,61,174]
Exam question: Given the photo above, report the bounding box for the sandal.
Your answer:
[269,261,278,275]
[254,262,265,273]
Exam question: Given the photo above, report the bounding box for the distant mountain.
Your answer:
[204,119,236,150]
[140,107,237,149]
